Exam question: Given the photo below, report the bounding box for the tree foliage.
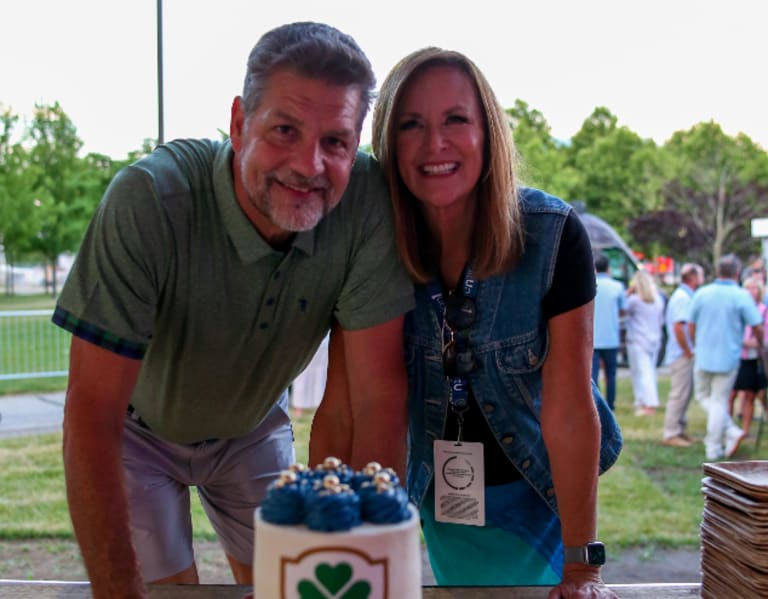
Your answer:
[0,102,147,295]
[22,103,104,294]
[2,96,767,297]
[511,102,768,274]
[627,210,709,260]
[633,122,768,268]
[565,108,662,238]
[507,100,578,199]
[0,108,44,293]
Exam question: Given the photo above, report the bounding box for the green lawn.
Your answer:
[2,377,767,546]
[0,294,57,311]
[0,293,67,396]
[0,412,316,541]
[2,292,766,549]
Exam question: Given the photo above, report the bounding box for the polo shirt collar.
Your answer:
[714,278,738,286]
[212,141,316,263]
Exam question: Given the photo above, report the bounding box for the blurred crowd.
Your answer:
[592,253,767,459]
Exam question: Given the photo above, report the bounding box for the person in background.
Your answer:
[729,275,768,438]
[625,269,666,416]
[741,255,766,285]
[661,263,705,447]
[51,22,414,598]
[689,254,763,460]
[368,46,622,597]
[592,252,627,410]
[290,334,329,417]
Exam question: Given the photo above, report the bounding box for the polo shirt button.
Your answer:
[521,459,531,469]
[483,404,495,413]
[546,488,555,497]
[501,436,513,445]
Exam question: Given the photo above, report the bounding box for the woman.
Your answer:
[624,270,666,416]
[372,48,622,596]
[730,275,768,436]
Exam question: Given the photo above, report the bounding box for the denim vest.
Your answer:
[405,188,623,514]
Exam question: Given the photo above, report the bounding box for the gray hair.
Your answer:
[680,262,703,283]
[241,22,376,133]
[717,254,742,279]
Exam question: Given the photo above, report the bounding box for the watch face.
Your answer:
[587,542,606,565]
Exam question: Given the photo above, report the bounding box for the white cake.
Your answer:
[253,459,422,599]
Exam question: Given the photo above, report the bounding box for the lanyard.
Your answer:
[427,265,478,441]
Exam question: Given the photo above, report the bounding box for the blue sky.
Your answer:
[2,0,766,158]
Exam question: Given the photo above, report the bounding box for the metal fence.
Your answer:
[0,310,69,380]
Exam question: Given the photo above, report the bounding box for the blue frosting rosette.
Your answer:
[304,475,362,532]
[260,458,411,530]
[259,467,311,524]
[359,472,412,524]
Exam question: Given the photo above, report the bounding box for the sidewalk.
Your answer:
[0,392,65,439]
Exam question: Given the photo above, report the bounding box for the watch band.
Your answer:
[563,541,606,566]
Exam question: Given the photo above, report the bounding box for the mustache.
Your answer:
[271,171,331,192]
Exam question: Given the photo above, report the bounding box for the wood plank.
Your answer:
[0,580,703,598]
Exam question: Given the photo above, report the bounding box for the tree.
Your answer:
[638,122,768,269]
[566,108,662,237]
[19,102,117,295]
[0,108,44,295]
[506,100,578,199]
[568,106,618,156]
[0,103,149,295]
[627,210,709,261]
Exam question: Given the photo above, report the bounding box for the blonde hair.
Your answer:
[371,47,524,283]
[743,275,765,304]
[632,270,657,303]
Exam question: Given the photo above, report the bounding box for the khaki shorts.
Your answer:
[122,393,294,581]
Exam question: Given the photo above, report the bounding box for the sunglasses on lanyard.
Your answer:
[442,292,478,378]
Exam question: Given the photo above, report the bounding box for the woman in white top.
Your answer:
[625,270,666,415]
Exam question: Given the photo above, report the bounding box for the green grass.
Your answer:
[2,292,767,549]
[598,377,768,548]
[0,294,57,311]
[2,380,767,547]
[0,410,317,541]
[0,377,69,396]
[0,293,68,396]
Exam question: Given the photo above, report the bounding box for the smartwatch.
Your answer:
[563,541,606,566]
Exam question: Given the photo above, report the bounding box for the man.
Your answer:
[52,22,414,598]
[661,263,704,447]
[592,252,626,410]
[689,254,763,460]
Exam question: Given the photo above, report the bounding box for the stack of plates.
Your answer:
[700,461,768,598]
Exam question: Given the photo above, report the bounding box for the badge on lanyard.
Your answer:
[429,264,485,526]
[434,440,485,526]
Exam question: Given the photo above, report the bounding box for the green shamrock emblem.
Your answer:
[297,562,372,598]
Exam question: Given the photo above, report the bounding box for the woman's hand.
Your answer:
[547,566,618,598]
